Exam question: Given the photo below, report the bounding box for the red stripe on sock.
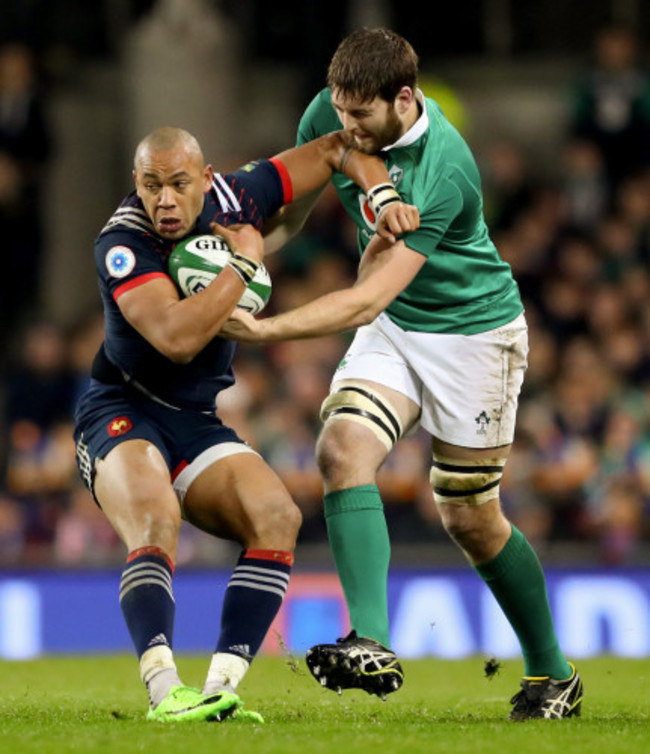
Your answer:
[244,549,294,566]
[127,546,175,573]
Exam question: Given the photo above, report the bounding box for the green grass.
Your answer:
[1,655,648,754]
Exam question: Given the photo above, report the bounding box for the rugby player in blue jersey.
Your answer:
[73,125,418,723]
[220,29,583,720]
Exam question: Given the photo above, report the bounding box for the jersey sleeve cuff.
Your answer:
[113,271,169,300]
[269,156,294,204]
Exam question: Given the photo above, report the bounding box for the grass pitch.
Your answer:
[1,654,648,754]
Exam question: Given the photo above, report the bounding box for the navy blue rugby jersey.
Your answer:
[91,157,292,412]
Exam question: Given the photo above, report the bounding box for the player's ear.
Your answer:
[203,164,214,190]
[395,86,414,115]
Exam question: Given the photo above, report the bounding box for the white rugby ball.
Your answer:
[168,234,272,314]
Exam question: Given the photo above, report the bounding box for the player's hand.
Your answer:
[376,202,420,243]
[220,307,266,343]
[210,222,265,264]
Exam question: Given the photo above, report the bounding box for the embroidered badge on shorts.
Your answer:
[107,416,133,437]
[475,410,490,435]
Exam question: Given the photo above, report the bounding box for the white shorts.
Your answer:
[331,312,528,449]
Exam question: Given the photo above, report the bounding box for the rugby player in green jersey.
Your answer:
[220,28,582,720]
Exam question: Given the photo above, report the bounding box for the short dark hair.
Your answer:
[327,28,419,103]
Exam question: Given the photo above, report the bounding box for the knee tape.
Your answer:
[430,453,506,505]
[320,381,403,452]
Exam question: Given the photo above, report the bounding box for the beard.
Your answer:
[354,108,404,154]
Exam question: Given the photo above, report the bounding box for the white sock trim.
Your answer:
[140,644,177,685]
[203,652,250,694]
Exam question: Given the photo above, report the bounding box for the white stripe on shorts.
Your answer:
[173,442,259,504]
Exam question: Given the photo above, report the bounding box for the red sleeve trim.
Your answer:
[269,156,294,205]
[113,272,169,300]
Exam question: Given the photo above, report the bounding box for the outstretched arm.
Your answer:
[264,131,419,251]
[217,226,427,342]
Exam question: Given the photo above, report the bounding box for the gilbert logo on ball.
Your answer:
[168,234,272,314]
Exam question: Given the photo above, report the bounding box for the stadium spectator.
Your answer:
[0,320,78,561]
[584,408,649,564]
[2,320,77,432]
[559,139,608,232]
[481,140,535,233]
[0,490,24,563]
[569,24,650,201]
[220,27,583,720]
[71,125,417,722]
[0,42,52,344]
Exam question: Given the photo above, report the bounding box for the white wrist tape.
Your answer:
[228,252,259,286]
[367,182,401,218]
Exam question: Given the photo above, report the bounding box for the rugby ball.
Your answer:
[168,234,271,314]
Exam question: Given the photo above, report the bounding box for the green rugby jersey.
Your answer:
[297,88,523,334]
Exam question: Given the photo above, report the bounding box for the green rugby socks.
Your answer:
[475,525,572,679]
[324,485,391,647]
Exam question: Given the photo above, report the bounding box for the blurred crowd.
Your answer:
[2,24,650,568]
